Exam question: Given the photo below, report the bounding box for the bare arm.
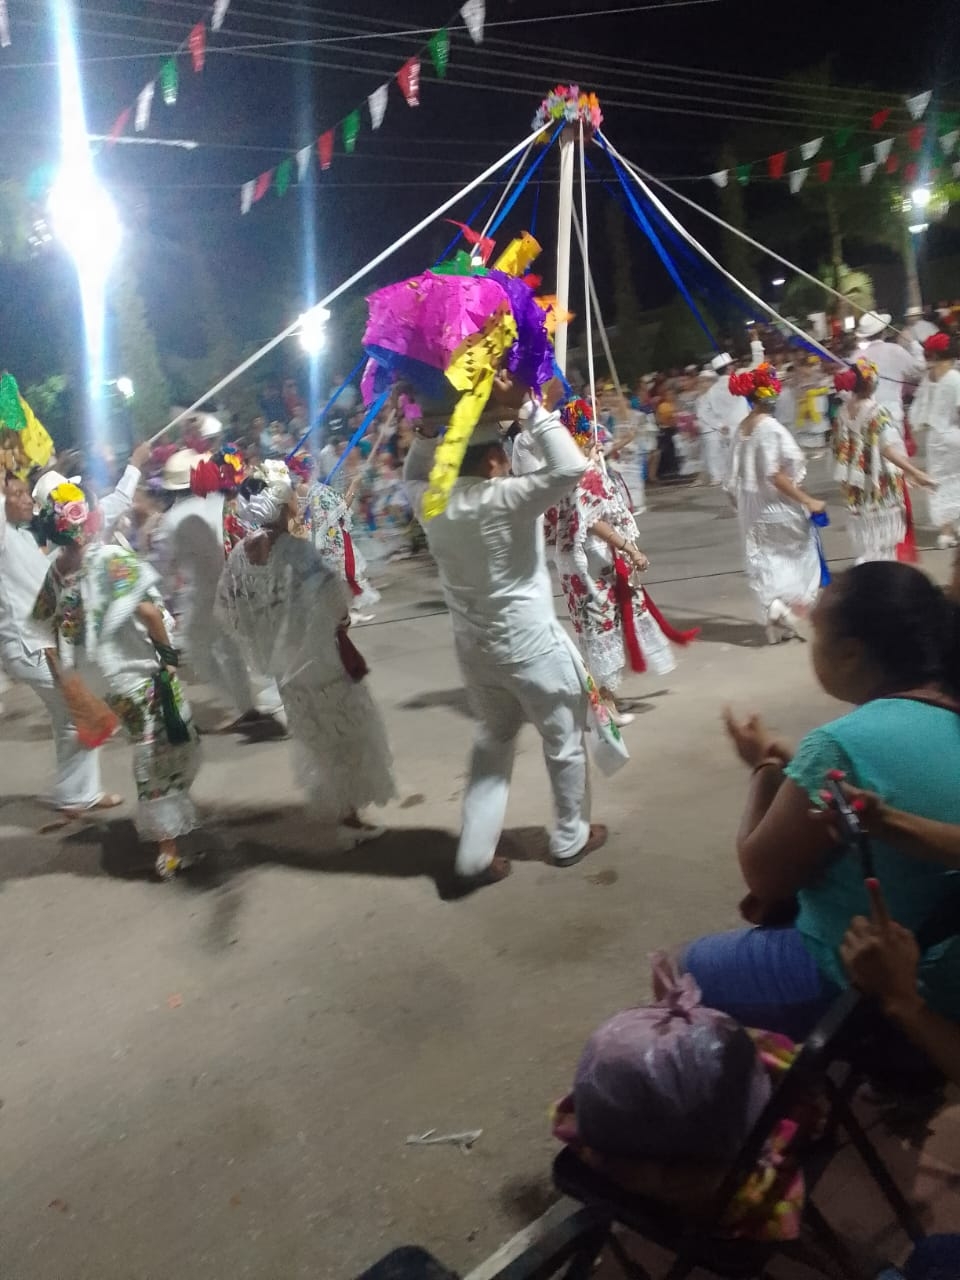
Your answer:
[770,469,824,513]
[880,444,936,489]
[589,518,648,571]
[135,600,174,657]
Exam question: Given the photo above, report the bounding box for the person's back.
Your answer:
[862,337,924,420]
[788,697,960,1014]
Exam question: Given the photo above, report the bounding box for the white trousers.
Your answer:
[186,608,284,719]
[700,430,730,485]
[456,639,591,877]
[1,646,102,810]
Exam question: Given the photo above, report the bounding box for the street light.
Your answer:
[298,304,331,355]
[115,376,134,401]
[911,186,932,210]
[48,169,122,279]
[772,277,786,287]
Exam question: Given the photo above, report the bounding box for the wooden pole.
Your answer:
[553,128,577,374]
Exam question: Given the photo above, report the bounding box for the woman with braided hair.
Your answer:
[32,482,202,880]
[725,363,826,644]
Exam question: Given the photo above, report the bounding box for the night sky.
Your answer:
[2,0,960,383]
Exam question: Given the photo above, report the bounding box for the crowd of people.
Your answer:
[3,280,960,1269]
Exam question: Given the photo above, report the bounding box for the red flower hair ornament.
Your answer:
[924,332,951,355]
[728,362,782,401]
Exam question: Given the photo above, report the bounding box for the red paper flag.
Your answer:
[253,169,273,203]
[444,220,495,264]
[871,108,891,130]
[317,130,334,170]
[905,161,919,183]
[189,21,206,72]
[397,57,421,107]
[767,151,787,180]
[908,125,925,152]
[817,159,834,184]
[107,106,131,145]
[886,153,901,175]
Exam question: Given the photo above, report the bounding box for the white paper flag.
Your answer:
[0,1,10,48]
[461,0,485,44]
[240,180,255,215]
[860,162,878,185]
[800,137,823,162]
[941,130,960,155]
[788,168,809,195]
[709,170,728,188]
[212,0,230,31]
[905,90,932,121]
[873,137,894,165]
[296,145,312,182]
[134,81,155,133]
[368,84,389,131]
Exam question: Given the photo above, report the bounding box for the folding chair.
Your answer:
[550,987,926,1280]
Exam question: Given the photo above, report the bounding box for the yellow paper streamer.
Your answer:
[422,306,518,520]
[493,232,541,278]
[0,395,55,478]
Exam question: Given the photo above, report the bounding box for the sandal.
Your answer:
[552,823,608,868]
[57,793,124,820]
[446,854,512,900]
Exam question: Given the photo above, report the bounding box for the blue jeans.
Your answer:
[682,926,839,1041]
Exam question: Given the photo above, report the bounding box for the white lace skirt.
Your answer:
[739,501,822,623]
[925,429,960,526]
[283,672,396,821]
[848,506,905,564]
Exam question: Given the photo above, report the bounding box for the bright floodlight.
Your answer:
[772,277,786,287]
[298,304,331,355]
[49,170,121,278]
[116,376,134,400]
[912,186,932,209]
[908,222,930,235]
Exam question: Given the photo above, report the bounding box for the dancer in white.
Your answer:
[856,310,926,431]
[215,462,395,845]
[833,357,935,563]
[0,447,148,815]
[725,364,825,643]
[910,331,960,548]
[405,374,608,890]
[696,352,748,485]
[154,448,285,730]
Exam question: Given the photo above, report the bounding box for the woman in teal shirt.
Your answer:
[684,561,960,1039]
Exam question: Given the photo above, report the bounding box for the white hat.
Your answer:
[710,352,734,372]
[905,305,924,319]
[855,311,892,340]
[162,448,200,492]
[199,414,223,440]
[32,471,71,506]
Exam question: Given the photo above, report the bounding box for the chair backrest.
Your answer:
[701,987,865,1226]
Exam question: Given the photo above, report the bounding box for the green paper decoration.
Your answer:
[0,373,26,433]
[833,126,854,151]
[429,29,450,78]
[274,158,293,197]
[839,152,859,178]
[343,109,361,154]
[160,57,179,106]
[736,162,751,185]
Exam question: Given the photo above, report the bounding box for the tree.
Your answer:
[717,142,759,297]
[110,250,172,440]
[604,202,645,381]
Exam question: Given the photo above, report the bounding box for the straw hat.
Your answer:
[162,448,200,492]
[855,311,892,340]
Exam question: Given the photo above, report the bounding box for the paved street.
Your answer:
[1,462,957,1278]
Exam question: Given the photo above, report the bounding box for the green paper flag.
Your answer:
[429,28,450,78]
[840,152,859,178]
[736,162,751,186]
[939,111,960,133]
[274,158,293,197]
[0,373,26,433]
[343,109,361,154]
[160,57,178,106]
[833,126,854,151]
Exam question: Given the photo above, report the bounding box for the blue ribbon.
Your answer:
[810,510,832,586]
[597,137,718,351]
[286,353,367,462]
[488,122,563,237]
[324,388,391,486]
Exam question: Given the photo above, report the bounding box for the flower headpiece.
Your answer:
[924,331,952,355]
[38,481,101,547]
[834,357,879,393]
[532,85,603,136]
[728,362,782,401]
[190,442,246,497]
[560,397,595,448]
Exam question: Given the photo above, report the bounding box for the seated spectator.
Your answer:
[682,561,960,1040]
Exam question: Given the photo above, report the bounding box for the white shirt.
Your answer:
[154,492,226,622]
[0,465,139,660]
[404,405,587,664]
[697,379,749,437]
[911,367,960,435]
[861,338,926,423]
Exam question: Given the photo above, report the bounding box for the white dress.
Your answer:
[726,415,822,623]
[911,367,960,527]
[215,533,395,824]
